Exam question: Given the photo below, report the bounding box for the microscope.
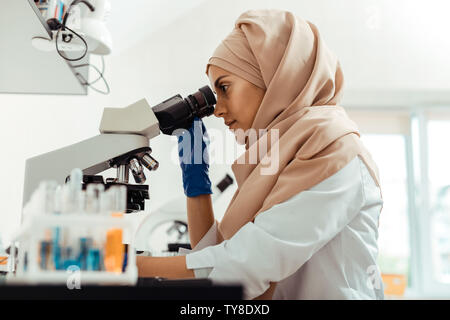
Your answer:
[22,85,216,215]
[4,86,215,283]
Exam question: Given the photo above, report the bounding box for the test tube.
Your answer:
[87,247,101,271]
[100,187,112,214]
[103,185,127,273]
[83,183,105,271]
[110,185,127,214]
[101,185,127,215]
[37,180,58,214]
[62,227,81,270]
[89,226,105,271]
[61,168,83,214]
[69,168,82,197]
[52,185,62,269]
[85,183,105,214]
[54,185,62,214]
[52,226,62,270]
[78,237,92,270]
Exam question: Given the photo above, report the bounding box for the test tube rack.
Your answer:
[6,212,138,286]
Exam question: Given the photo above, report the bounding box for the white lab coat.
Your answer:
[179,155,384,300]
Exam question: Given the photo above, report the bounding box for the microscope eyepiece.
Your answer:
[151,85,216,135]
[189,85,217,118]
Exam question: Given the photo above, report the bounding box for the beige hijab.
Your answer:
[206,9,382,298]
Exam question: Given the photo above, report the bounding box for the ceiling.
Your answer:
[105,0,207,55]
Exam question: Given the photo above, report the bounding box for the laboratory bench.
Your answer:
[0,276,243,300]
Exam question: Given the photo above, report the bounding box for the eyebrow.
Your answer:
[213,75,230,93]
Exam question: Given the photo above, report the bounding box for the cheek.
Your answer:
[228,89,259,128]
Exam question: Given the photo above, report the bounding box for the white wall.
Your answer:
[1,0,450,245]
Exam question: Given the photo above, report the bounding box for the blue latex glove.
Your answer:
[176,116,212,197]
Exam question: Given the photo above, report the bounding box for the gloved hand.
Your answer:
[176,116,212,197]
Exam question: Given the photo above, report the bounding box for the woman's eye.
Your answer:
[220,85,229,93]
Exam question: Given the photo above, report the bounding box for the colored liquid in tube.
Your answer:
[103,185,127,273]
[104,228,124,273]
[87,248,101,271]
[52,227,62,270]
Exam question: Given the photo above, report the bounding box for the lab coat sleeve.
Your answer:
[177,220,218,278]
[185,156,366,299]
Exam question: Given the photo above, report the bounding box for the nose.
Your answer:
[213,99,226,118]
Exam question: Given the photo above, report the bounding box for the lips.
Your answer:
[225,120,236,127]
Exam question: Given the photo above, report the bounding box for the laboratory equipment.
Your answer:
[22,85,216,215]
[10,86,216,285]
[7,169,137,285]
[31,0,113,56]
[31,0,113,94]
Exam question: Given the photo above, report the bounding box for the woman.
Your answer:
[137,9,384,300]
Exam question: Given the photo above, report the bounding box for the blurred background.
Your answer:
[0,0,449,298]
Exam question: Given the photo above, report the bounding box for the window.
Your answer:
[427,120,450,283]
[348,108,450,298]
[360,134,411,285]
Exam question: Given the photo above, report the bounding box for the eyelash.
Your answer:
[219,84,229,93]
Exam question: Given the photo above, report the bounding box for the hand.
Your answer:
[175,117,212,197]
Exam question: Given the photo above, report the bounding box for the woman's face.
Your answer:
[207,65,265,144]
